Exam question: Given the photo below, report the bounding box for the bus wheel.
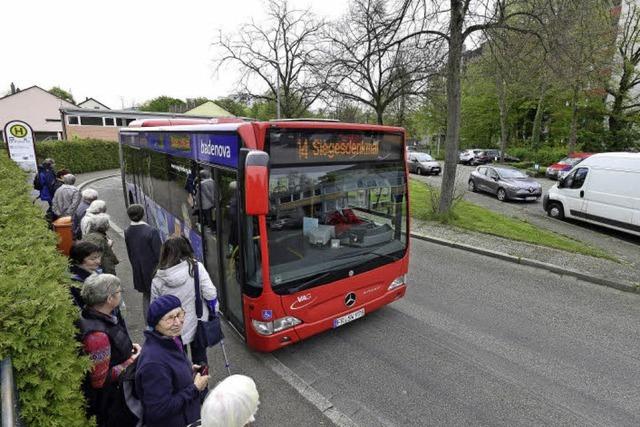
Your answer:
[548,202,564,220]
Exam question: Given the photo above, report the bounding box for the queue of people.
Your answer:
[44,158,258,426]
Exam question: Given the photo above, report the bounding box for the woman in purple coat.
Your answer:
[135,295,209,427]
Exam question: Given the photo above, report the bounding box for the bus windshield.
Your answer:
[260,162,408,293]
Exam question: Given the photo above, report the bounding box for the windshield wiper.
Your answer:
[285,258,363,294]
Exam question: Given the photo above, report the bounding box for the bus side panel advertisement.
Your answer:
[269,130,403,165]
[194,133,239,168]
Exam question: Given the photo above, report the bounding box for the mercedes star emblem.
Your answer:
[345,292,357,307]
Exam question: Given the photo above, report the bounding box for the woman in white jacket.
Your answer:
[151,236,218,366]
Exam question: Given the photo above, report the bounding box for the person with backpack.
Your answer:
[78,273,141,427]
[136,295,209,427]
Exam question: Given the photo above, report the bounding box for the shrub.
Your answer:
[34,138,120,173]
[509,145,574,166]
[0,156,92,426]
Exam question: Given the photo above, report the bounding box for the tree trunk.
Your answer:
[568,86,579,154]
[530,83,546,150]
[438,0,464,215]
[376,108,384,125]
[497,78,508,163]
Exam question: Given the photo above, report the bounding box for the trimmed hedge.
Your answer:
[34,138,120,173]
[508,145,573,166]
[0,155,92,426]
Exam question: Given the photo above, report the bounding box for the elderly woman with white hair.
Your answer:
[83,212,119,275]
[81,199,107,236]
[196,375,259,427]
[73,188,99,240]
[78,273,141,426]
[51,173,81,218]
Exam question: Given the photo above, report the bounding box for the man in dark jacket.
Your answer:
[136,295,208,427]
[124,204,162,319]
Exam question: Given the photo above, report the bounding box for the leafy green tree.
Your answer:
[49,86,75,104]
[139,96,186,112]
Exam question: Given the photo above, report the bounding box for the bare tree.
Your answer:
[322,0,443,125]
[213,0,326,118]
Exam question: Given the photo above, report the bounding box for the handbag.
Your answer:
[193,260,224,347]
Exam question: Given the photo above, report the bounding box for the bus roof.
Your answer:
[123,119,405,134]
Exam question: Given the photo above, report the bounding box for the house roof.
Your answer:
[60,107,212,120]
[0,85,78,106]
[184,101,233,117]
[77,97,110,109]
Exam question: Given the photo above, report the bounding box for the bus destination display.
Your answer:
[269,130,403,164]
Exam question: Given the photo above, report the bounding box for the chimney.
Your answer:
[10,82,16,94]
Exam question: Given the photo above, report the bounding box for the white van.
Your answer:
[543,152,640,237]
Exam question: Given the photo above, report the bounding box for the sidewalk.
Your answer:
[411,218,640,293]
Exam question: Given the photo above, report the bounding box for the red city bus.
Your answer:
[120,119,409,352]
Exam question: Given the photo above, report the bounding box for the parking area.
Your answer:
[410,162,640,266]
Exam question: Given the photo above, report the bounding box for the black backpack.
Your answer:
[33,170,43,191]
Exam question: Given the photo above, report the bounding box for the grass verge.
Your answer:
[409,179,614,260]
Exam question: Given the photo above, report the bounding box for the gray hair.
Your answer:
[81,273,121,306]
[86,200,107,215]
[62,174,76,185]
[81,188,98,202]
[201,375,260,427]
[86,213,110,233]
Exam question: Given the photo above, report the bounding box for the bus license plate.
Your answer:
[333,308,365,328]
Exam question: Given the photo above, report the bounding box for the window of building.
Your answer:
[80,116,103,126]
[104,117,115,126]
[68,116,79,125]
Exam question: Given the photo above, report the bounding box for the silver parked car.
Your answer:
[468,165,542,202]
[407,152,441,175]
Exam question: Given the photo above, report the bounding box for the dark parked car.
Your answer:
[459,149,491,165]
[468,165,542,201]
[483,149,520,163]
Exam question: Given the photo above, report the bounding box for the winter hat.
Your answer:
[147,295,182,328]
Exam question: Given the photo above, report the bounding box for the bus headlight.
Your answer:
[387,275,406,290]
[252,316,302,336]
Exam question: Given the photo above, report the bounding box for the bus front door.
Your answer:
[217,169,245,334]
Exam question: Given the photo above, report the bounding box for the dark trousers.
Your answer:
[185,340,208,366]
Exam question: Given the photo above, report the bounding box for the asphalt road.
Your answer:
[411,163,640,267]
[274,237,640,426]
[86,174,640,426]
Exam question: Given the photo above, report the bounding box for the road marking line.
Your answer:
[258,353,359,427]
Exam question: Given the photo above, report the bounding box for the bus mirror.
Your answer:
[244,150,270,216]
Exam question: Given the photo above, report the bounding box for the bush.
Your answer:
[0,156,92,426]
[509,146,573,166]
[35,138,120,173]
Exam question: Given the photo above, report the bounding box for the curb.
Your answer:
[410,232,640,295]
[78,173,120,190]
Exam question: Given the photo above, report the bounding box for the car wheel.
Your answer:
[468,180,477,192]
[497,188,507,202]
[547,202,565,219]
[434,172,440,176]
[417,167,423,175]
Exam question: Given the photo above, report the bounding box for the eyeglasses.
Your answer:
[112,289,124,296]
[160,310,185,324]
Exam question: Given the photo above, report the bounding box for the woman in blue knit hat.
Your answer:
[136,295,210,427]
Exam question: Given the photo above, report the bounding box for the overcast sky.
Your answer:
[1,0,348,109]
